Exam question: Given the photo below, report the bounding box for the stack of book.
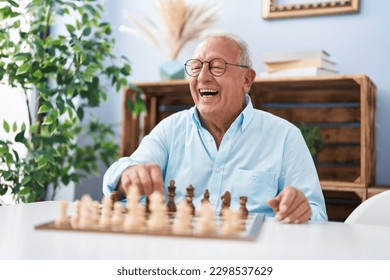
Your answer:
[260,50,338,77]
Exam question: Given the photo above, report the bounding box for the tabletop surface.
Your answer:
[1,201,390,260]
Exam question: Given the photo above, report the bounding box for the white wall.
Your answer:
[80,0,390,199]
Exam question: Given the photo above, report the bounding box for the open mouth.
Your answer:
[199,89,219,97]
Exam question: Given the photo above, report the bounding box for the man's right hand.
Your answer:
[117,163,164,197]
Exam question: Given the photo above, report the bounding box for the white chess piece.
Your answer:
[172,200,192,235]
[79,195,93,229]
[147,191,169,232]
[55,200,70,228]
[196,201,216,235]
[99,196,112,229]
[111,201,124,230]
[221,208,241,236]
[70,200,81,228]
[124,185,146,232]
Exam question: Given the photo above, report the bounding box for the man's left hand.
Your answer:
[267,186,312,224]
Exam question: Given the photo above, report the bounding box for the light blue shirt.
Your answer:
[103,95,327,221]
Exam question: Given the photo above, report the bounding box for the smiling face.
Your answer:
[189,36,255,127]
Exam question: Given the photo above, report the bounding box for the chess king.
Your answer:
[103,31,327,224]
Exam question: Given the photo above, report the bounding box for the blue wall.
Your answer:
[95,0,389,190]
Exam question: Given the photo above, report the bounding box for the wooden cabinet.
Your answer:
[121,75,379,214]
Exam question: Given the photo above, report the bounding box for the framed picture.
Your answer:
[262,0,360,19]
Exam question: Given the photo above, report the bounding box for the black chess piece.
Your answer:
[167,179,177,212]
[186,184,195,216]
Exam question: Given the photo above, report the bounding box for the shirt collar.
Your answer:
[191,94,255,131]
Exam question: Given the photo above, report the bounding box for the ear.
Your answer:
[243,68,256,93]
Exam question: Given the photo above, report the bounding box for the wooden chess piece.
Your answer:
[172,200,193,235]
[186,184,195,216]
[239,196,249,219]
[79,196,93,230]
[201,189,210,204]
[99,196,112,229]
[167,179,177,213]
[221,208,241,236]
[196,201,216,235]
[220,191,231,216]
[145,195,151,214]
[70,200,81,228]
[55,200,70,228]
[111,201,124,230]
[147,191,169,233]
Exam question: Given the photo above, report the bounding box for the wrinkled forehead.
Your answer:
[193,37,240,61]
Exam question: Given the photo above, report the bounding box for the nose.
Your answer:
[197,62,213,81]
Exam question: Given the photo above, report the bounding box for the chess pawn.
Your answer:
[90,201,101,227]
[70,200,81,228]
[79,196,93,230]
[172,200,193,235]
[201,189,210,204]
[99,196,112,229]
[195,201,216,235]
[221,208,241,237]
[147,191,169,233]
[55,200,70,228]
[124,203,146,232]
[111,201,124,230]
[126,185,140,214]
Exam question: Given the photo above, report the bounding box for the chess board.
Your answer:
[35,212,264,241]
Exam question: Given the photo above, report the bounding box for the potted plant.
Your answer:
[295,122,323,159]
[0,0,144,204]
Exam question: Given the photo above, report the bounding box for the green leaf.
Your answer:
[12,121,17,132]
[29,122,39,134]
[0,186,8,196]
[15,130,25,142]
[66,24,75,33]
[21,176,31,185]
[14,53,32,61]
[76,107,84,120]
[5,153,13,165]
[16,62,30,75]
[83,27,91,36]
[2,171,13,180]
[18,187,31,196]
[0,146,8,154]
[42,114,53,125]
[3,120,10,133]
[37,101,51,113]
[120,64,131,76]
[8,0,19,7]
[27,193,36,203]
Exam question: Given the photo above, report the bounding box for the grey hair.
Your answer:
[194,30,253,68]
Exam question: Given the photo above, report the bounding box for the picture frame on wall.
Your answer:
[262,0,360,19]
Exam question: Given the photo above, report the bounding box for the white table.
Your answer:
[1,201,390,260]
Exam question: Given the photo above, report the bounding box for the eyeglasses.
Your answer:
[184,58,249,77]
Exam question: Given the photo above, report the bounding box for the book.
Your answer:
[262,50,330,63]
[265,57,336,72]
[259,67,338,77]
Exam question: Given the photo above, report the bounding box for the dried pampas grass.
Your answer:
[121,0,221,60]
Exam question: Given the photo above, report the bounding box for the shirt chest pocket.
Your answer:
[231,169,277,212]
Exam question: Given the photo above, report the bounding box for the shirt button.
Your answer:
[216,168,221,173]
